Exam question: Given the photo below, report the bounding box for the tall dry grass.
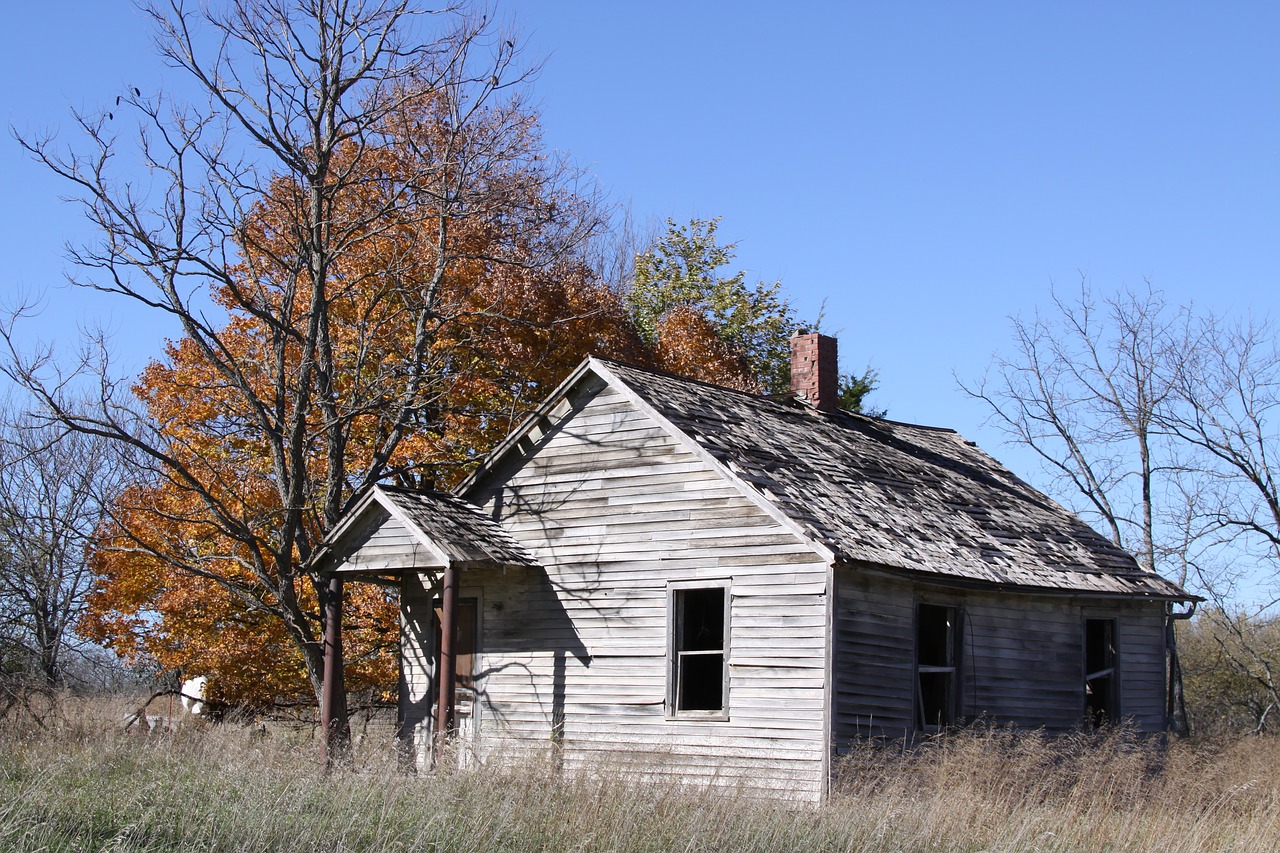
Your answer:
[0,696,1276,851]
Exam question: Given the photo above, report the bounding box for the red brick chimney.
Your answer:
[790,333,838,413]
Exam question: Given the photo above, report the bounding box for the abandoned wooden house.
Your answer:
[313,333,1195,801]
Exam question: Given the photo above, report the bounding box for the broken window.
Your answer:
[1084,618,1118,727]
[669,584,729,717]
[916,603,958,730]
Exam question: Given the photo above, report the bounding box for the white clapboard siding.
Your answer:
[398,571,437,767]
[338,509,444,573]
[453,380,831,801]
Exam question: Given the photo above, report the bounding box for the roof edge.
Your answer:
[455,357,601,497]
[587,359,840,565]
[839,559,1202,603]
[456,356,839,564]
[308,484,453,576]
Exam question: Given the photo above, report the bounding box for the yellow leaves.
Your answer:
[85,474,399,705]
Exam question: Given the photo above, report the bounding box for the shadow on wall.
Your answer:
[398,565,590,753]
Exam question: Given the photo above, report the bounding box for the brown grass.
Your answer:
[0,696,1276,851]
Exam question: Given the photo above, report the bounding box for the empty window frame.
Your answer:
[1084,618,1118,727]
[916,603,959,730]
[668,583,730,718]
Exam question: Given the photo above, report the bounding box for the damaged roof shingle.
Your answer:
[599,360,1188,600]
[377,485,538,568]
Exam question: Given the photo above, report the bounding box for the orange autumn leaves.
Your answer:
[82,92,763,707]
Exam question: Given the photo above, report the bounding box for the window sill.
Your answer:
[665,710,730,723]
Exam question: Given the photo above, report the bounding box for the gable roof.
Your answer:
[311,484,537,575]
[466,358,1189,600]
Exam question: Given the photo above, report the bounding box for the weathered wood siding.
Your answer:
[832,565,1169,748]
[398,571,437,766]
[415,377,833,800]
[831,569,915,743]
[332,508,443,574]
[1114,605,1168,729]
[963,590,1086,732]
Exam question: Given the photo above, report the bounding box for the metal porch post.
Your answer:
[434,563,459,764]
[321,574,350,764]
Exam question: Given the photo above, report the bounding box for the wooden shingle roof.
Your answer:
[596,359,1188,600]
[311,484,537,575]
[375,486,539,568]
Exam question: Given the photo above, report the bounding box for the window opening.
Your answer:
[916,603,958,730]
[671,587,727,714]
[1084,618,1117,727]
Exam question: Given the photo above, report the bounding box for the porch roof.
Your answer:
[310,484,538,577]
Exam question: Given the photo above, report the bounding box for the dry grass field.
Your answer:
[1,695,1277,852]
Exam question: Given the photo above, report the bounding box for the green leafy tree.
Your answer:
[626,218,882,414]
[624,213,885,409]
[627,218,799,395]
[839,368,884,417]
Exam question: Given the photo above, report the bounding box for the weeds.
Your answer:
[0,697,1276,851]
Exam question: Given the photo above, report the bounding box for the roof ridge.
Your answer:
[594,355,966,434]
[590,356,790,406]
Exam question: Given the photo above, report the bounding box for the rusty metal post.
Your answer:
[321,574,350,764]
[434,563,458,764]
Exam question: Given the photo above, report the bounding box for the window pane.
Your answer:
[678,652,724,711]
[1085,619,1114,675]
[1084,618,1117,726]
[916,604,957,728]
[680,588,725,652]
[917,604,954,667]
[918,671,953,728]
[673,587,727,714]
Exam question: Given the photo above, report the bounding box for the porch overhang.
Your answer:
[310,484,539,578]
[307,484,537,767]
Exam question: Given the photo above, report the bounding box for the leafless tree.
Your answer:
[959,283,1185,576]
[2,0,606,752]
[1161,313,1280,722]
[965,281,1280,730]
[0,402,125,687]
[1164,313,1280,602]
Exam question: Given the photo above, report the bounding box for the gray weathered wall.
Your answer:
[832,565,1169,749]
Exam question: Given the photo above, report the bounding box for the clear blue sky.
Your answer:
[3,1,1278,486]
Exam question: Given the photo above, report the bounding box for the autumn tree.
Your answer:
[2,0,629,751]
[627,218,796,392]
[77,118,646,708]
[5,4,870,748]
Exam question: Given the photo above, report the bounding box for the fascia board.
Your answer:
[455,357,600,498]
[308,486,386,574]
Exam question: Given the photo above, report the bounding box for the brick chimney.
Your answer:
[790,332,838,413]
